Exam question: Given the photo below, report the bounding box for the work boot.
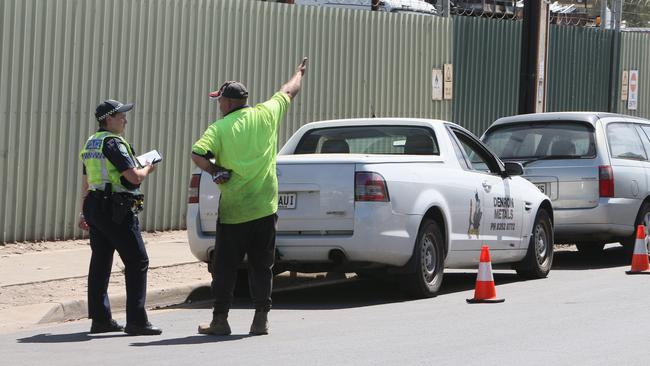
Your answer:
[249,311,269,335]
[198,313,231,336]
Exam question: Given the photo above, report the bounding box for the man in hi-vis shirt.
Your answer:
[191,58,307,336]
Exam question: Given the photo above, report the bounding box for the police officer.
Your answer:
[193,58,307,336]
[78,99,162,336]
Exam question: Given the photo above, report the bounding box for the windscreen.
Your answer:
[294,125,439,155]
[482,122,596,159]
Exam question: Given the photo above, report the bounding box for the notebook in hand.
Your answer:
[136,150,162,166]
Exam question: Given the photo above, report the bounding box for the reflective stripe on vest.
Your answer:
[79,131,140,194]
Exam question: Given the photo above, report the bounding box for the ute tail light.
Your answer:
[599,165,614,198]
[355,172,389,202]
[188,174,201,203]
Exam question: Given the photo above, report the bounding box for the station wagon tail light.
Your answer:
[599,165,614,197]
[188,174,201,203]
[355,172,389,202]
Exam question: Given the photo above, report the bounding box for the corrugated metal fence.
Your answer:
[0,0,452,242]
[452,16,522,135]
[452,20,618,135]
[2,0,648,243]
[617,32,650,117]
[546,26,614,113]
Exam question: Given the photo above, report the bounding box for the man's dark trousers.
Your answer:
[211,213,277,314]
[83,194,149,325]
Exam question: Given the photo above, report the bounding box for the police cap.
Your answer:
[95,99,134,122]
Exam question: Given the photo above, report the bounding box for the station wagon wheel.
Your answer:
[516,209,553,279]
[401,219,445,298]
[623,202,650,254]
[641,208,650,254]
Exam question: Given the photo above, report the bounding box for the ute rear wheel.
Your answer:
[401,219,445,298]
[516,209,553,279]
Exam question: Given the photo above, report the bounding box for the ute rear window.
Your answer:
[482,122,596,159]
[294,125,439,155]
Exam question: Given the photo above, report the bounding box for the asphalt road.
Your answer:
[4,246,649,366]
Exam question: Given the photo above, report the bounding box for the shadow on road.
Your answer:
[173,271,522,312]
[552,246,631,270]
[17,331,127,343]
[130,334,253,347]
[164,245,633,314]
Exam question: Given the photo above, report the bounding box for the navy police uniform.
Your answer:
[80,100,161,335]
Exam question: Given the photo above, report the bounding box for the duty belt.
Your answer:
[112,192,145,214]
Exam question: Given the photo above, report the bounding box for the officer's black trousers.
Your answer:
[211,213,277,315]
[83,195,149,325]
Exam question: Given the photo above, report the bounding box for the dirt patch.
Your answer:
[0,231,187,256]
[0,262,211,311]
[0,231,208,311]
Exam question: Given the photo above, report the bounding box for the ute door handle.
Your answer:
[482,181,492,193]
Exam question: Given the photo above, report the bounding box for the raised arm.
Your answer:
[280,57,308,100]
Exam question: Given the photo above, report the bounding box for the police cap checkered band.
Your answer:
[208,81,248,100]
[95,99,134,121]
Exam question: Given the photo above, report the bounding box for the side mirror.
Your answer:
[503,162,524,177]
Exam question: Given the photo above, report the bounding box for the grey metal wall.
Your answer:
[617,31,650,118]
[547,26,613,113]
[0,0,452,242]
[452,16,522,135]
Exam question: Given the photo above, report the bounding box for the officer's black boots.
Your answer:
[198,313,231,336]
[249,311,269,335]
[124,322,162,336]
[89,319,124,334]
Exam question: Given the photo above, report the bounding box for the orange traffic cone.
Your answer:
[626,225,650,275]
[467,245,505,303]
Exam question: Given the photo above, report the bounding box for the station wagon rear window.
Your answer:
[294,126,439,155]
[482,122,596,160]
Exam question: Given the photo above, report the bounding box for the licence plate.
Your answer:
[278,193,296,209]
[535,183,548,194]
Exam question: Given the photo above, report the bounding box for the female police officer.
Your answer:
[78,99,161,336]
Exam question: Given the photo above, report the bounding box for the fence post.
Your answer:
[518,0,550,114]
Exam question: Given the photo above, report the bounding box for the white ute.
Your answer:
[187,118,554,298]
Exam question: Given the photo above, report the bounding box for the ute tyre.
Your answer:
[622,202,650,254]
[516,209,553,279]
[401,219,445,298]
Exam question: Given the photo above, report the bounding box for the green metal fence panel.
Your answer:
[617,32,650,118]
[452,16,522,136]
[547,26,613,113]
[0,0,451,242]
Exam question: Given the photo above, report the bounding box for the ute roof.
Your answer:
[296,117,462,130]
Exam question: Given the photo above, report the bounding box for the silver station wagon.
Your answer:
[481,112,650,255]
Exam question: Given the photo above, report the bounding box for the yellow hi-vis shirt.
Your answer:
[192,92,290,224]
